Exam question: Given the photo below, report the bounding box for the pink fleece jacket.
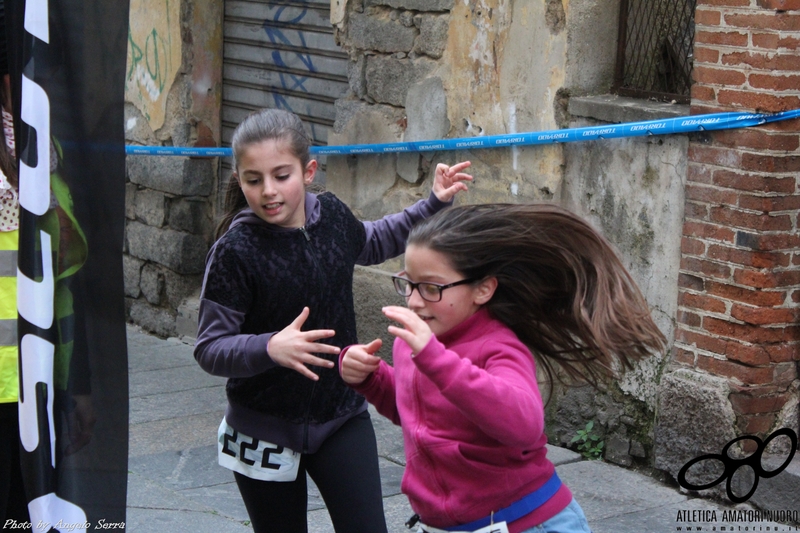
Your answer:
[347,307,572,532]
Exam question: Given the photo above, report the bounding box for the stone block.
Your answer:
[332,99,405,139]
[605,435,632,467]
[127,221,209,275]
[328,100,405,210]
[140,263,164,305]
[353,266,406,365]
[347,56,367,99]
[123,254,144,298]
[162,269,203,310]
[396,152,420,183]
[128,300,177,338]
[127,156,214,196]
[168,197,211,235]
[365,55,435,107]
[405,76,449,141]
[125,182,138,220]
[653,369,737,479]
[349,13,416,53]
[413,15,449,58]
[366,0,454,11]
[630,440,646,458]
[135,189,168,227]
[175,293,201,343]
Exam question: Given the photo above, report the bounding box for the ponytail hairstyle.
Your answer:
[215,108,312,240]
[406,203,667,388]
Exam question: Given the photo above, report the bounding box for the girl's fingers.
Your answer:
[382,306,415,330]
[305,339,341,356]
[448,160,472,174]
[387,324,413,344]
[305,354,335,368]
[294,363,320,381]
[384,306,425,331]
[363,338,382,355]
[289,307,311,329]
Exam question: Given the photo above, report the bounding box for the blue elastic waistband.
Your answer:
[445,471,563,531]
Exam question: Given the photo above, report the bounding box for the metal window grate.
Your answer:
[613,0,696,103]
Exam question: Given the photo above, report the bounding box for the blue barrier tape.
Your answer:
[125,109,800,157]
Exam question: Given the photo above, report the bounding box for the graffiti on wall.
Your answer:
[126,0,182,131]
[262,2,321,140]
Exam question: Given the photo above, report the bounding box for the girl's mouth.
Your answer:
[263,202,282,214]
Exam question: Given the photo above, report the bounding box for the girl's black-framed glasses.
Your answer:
[391,273,478,302]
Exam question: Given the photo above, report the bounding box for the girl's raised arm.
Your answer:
[356,161,472,266]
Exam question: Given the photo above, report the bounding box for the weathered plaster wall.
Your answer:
[126,0,183,131]
[124,0,223,337]
[329,0,685,467]
[546,125,687,466]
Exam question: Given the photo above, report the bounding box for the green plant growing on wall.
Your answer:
[570,421,604,460]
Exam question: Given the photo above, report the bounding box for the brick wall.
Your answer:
[675,0,800,442]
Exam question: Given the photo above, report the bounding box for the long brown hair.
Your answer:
[407,203,666,388]
[215,108,312,240]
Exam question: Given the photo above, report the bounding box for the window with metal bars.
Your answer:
[613,0,697,104]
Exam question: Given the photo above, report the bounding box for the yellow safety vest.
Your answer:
[37,172,88,390]
[0,163,87,403]
[0,228,18,404]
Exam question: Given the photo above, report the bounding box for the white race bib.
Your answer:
[217,418,301,482]
[417,521,510,533]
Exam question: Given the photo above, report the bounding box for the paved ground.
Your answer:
[126,324,798,533]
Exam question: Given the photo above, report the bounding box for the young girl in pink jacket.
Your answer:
[341,203,666,533]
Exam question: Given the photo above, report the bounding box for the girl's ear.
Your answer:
[304,159,318,185]
[474,276,498,306]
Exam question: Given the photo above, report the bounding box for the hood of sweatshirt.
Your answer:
[229,192,320,232]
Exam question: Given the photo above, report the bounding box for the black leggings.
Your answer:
[233,410,388,533]
[0,406,31,531]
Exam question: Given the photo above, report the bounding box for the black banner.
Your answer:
[10,2,130,531]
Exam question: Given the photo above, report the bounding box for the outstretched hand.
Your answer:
[432,161,472,203]
[267,307,338,380]
[341,338,382,385]
[382,306,433,356]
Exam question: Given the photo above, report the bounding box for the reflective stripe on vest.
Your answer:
[0,229,18,404]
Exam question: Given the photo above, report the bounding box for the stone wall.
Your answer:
[124,0,223,337]
[327,0,686,469]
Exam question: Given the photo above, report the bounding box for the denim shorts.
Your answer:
[519,498,592,533]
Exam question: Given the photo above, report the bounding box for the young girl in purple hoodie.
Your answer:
[341,203,666,533]
[194,108,472,533]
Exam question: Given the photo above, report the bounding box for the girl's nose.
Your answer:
[261,178,276,196]
[406,289,426,310]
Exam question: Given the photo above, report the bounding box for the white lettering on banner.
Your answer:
[494,137,524,144]
[19,335,56,462]
[18,1,91,529]
[29,495,87,533]
[582,128,616,136]
[681,118,722,126]
[537,133,569,141]
[17,231,54,329]
[456,141,485,147]
[383,146,409,152]
[630,123,667,131]
[19,77,51,216]
[24,0,50,43]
